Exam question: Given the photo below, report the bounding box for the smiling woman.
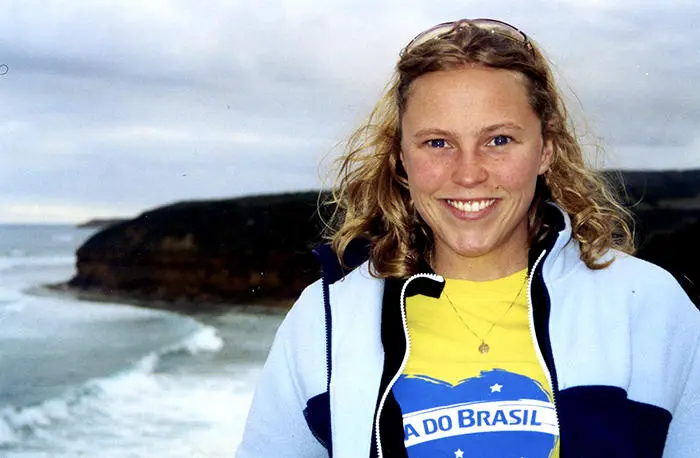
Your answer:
[237,19,700,458]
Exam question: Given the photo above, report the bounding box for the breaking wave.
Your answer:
[0,324,225,447]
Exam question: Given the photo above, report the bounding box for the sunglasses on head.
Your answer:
[401,18,533,57]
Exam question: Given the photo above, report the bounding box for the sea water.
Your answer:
[0,225,283,457]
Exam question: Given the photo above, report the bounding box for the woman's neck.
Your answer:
[432,246,529,281]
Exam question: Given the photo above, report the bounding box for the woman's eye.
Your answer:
[488,135,512,147]
[427,139,447,148]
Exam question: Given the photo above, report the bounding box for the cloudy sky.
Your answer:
[1,0,699,222]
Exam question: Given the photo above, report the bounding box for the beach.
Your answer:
[0,224,283,457]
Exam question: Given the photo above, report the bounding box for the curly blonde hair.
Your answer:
[327,22,634,278]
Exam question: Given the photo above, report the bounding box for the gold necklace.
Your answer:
[442,274,528,354]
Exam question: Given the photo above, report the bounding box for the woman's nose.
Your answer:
[450,149,488,187]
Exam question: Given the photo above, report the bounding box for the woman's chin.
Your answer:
[439,240,495,261]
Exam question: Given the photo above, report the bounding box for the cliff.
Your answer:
[68,191,331,307]
[67,170,700,309]
[603,170,700,248]
[637,219,700,304]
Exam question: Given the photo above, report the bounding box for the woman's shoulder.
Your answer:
[327,261,384,307]
[556,241,688,295]
[289,261,382,316]
[552,242,698,322]
[606,251,691,297]
[583,250,698,323]
[604,250,684,287]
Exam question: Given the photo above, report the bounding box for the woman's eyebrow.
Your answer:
[411,128,459,138]
[479,122,524,134]
[412,123,523,139]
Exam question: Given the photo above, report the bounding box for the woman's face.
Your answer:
[400,66,552,279]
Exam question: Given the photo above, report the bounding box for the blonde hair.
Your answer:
[326,23,634,278]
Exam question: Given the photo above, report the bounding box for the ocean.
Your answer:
[0,224,284,457]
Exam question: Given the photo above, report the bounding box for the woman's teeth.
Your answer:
[447,199,496,213]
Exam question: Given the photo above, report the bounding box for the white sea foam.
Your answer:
[0,288,25,318]
[176,324,225,354]
[0,286,22,303]
[2,302,25,313]
[0,323,227,450]
[56,366,260,458]
[0,255,75,272]
[0,395,75,446]
[0,415,19,446]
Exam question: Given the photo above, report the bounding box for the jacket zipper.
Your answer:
[321,273,334,457]
[322,274,332,389]
[374,273,444,458]
[526,249,561,435]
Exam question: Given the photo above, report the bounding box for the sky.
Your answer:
[1,0,699,223]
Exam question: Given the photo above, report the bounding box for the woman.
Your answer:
[237,19,699,457]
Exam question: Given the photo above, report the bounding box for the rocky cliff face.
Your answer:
[68,170,700,309]
[637,219,700,304]
[604,170,700,247]
[69,191,331,306]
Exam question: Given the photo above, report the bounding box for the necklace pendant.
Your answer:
[478,342,490,354]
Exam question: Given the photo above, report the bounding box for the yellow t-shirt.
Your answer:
[392,269,560,457]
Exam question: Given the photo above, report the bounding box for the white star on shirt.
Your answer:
[454,449,465,458]
[490,383,503,393]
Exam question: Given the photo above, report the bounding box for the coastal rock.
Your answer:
[637,220,700,306]
[69,191,332,307]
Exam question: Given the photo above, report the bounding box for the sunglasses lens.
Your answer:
[402,19,528,56]
[403,22,456,53]
[469,19,527,42]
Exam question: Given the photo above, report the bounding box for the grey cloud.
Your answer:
[1,0,699,221]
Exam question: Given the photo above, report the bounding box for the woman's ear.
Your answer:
[538,139,554,175]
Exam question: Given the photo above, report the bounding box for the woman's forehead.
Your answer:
[401,67,539,130]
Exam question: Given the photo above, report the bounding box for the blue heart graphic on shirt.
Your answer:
[392,369,558,458]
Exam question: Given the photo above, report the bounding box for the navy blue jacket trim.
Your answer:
[370,262,445,457]
[307,239,371,454]
[303,392,333,452]
[313,239,371,285]
[370,276,410,458]
[558,385,671,458]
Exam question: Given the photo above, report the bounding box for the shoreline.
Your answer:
[33,282,292,317]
